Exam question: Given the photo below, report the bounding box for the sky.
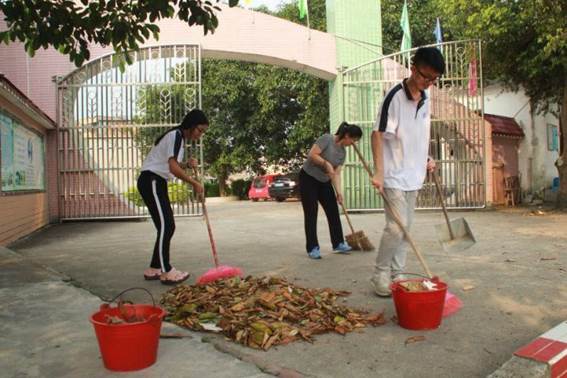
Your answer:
[233,0,291,11]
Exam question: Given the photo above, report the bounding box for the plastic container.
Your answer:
[90,288,166,371]
[391,277,447,330]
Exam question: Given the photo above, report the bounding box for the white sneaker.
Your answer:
[370,273,392,297]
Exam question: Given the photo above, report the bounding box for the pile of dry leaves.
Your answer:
[160,276,385,350]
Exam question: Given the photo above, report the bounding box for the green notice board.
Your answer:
[0,111,45,191]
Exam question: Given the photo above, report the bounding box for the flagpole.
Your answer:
[306,3,311,40]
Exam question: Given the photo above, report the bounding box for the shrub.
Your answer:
[230,178,252,200]
[205,181,220,197]
[124,186,144,206]
[168,182,190,204]
[124,182,190,206]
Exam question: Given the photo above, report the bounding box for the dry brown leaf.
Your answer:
[405,335,426,345]
[160,276,386,351]
[540,257,557,261]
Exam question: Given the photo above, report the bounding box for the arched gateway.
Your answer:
[52,3,486,219]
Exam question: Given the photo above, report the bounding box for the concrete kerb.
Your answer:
[488,356,549,378]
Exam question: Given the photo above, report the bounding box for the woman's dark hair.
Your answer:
[154,109,209,145]
[335,122,363,140]
[412,47,446,75]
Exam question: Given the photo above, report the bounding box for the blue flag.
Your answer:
[434,18,443,46]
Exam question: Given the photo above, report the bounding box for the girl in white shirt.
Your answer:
[137,109,208,285]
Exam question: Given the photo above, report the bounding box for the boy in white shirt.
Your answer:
[370,47,445,296]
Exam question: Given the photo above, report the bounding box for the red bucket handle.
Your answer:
[393,272,441,282]
[100,287,157,311]
[392,273,443,292]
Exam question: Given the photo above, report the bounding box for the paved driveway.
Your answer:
[11,201,567,377]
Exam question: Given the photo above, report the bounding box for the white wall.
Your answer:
[484,85,559,195]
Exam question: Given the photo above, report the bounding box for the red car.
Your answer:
[248,174,280,201]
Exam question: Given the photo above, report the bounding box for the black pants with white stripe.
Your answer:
[137,171,175,272]
[299,169,344,253]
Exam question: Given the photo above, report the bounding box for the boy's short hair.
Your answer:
[412,47,445,75]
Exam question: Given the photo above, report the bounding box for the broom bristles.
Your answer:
[443,290,463,317]
[197,265,243,284]
[345,233,361,250]
[346,231,374,251]
[359,235,375,251]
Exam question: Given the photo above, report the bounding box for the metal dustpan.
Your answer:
[432,171,476,253]
[434,217,476,253]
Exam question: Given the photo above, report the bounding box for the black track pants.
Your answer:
[137,171,175,272]
[299,169,344,253]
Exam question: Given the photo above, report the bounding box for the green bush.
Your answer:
[230,179,252,200]
[205,181,220,197]
[124,186,144,206]
[168,182,190,204]
[124,182,190,206]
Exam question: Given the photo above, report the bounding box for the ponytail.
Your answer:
[154,108,209,145]
[335,121,362,140]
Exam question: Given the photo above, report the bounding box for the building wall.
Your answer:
[484,85,559,195]
[0,97,56,246]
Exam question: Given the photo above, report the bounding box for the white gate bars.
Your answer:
[57,45,203,220]
[341,40,485,210]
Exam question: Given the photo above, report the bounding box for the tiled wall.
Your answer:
[0,98,56,245]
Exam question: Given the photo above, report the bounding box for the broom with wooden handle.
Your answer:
[332,183,374,251]
[352,144,462,316]
[352,144,433,277]
[192,166,243,284]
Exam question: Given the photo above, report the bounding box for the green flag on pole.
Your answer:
[400,0,412,51]
[298,0,308,20]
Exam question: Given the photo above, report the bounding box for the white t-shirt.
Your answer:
[373,80,430,191]
[141,129,185,180]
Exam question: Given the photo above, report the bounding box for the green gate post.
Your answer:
[326,0,382,210]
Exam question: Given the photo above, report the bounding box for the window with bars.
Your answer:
[547,124,559,151]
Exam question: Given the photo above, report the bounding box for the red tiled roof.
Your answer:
[484,113,524,138]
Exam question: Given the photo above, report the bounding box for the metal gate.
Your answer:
[57,45,203,220]
[341,40,485,210]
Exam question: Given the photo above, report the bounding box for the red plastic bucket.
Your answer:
[90,288,166,371]
[390,277,447,330]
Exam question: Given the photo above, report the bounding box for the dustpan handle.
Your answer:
[352,144,433,279]
[432,171,455,240]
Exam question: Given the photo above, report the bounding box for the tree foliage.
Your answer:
[435,0,566,112]
[0,0,240,67]
[198,0,328,193]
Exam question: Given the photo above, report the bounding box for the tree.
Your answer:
[436,0,567,208]
[201,58,328,195]
[197,0,329,193]
[201,59,261,196]
[0,0,240,68]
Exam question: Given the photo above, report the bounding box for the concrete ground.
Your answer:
[0,247,270,378]
[4,200,567,377]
